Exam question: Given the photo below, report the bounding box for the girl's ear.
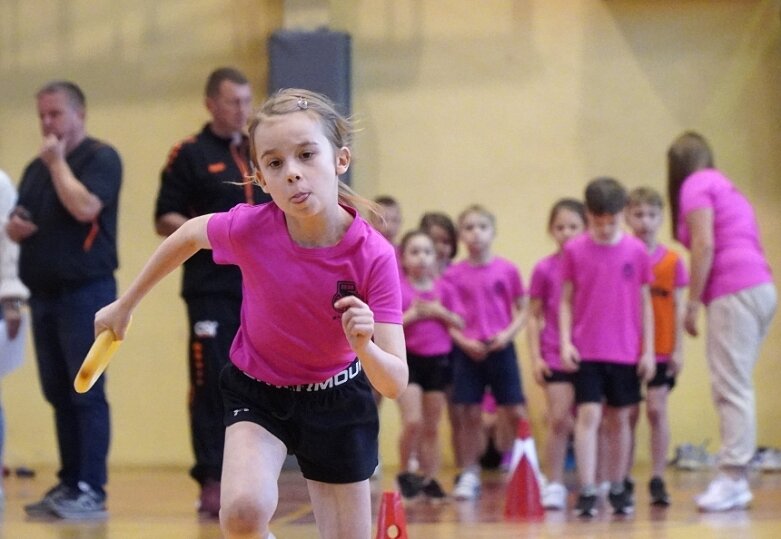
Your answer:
[336,146,351,175]
[254,170,269,193]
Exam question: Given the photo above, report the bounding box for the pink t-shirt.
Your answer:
[207,202,402,385]
[529,252,564,371]
[444,256,524,342]
[677,168,773,304]
[561,233,653,365]
[401,276,458,356]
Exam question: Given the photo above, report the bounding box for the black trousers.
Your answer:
[186,295,241,485]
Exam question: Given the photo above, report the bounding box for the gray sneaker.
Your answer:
[24,483,74,517]
[50,481,107,520]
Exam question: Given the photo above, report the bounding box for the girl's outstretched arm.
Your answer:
[95,214,213,339]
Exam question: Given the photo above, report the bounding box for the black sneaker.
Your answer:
[575,493,598,518]
[396,472,424,499]
[50,481,107,520]
[608,487,635,516]
[421,478,447,501]
[623,477,635,506]
[649,476,671,506]
[24,483,74,517]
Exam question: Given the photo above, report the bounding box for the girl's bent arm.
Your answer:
[489,295,528,351]
[95,214,213,339]
[526,298,551,384]
[558,281,579,369]
[334,295,408,398]
[362,322,408,399]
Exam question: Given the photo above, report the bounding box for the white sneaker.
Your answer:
[696,474,753,512]
[542,482,567,510]
[371,460,382,480]
[453,469,481,501]
[597,480,611,500]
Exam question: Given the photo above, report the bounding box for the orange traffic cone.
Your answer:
[504,419,544,520]
[375,491,409,539]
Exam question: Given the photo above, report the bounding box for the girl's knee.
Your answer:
[221,494,274,537]
[403,417,423,434]
[550,412,574,435]
[646,403,666,426]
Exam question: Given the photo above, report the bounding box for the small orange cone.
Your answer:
[504,419,544,520]
[375,491,409,539]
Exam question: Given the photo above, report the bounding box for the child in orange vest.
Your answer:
[625,187,689,506]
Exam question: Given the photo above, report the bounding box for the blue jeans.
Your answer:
[29,276,116,494]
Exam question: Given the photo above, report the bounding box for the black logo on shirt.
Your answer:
[332,281,363,313]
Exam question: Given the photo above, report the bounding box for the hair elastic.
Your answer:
[296,97,309,110]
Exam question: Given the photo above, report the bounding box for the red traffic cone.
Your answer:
[375,491,409,539]
[507,418,541,479]
[504,419,544,520]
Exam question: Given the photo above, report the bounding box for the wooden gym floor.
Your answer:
[2,465,780,538]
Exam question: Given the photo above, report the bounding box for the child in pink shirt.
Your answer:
[446,204,528,501]
[527,198,586,510]
[93,89,407,539]
[560,177,655,517]
[395,229,463,501]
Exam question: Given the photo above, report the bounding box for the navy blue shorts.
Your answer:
[220,360,378,484]
[451,343,525,405]
[407,351,452,392]
[573,360,641,407]
[646,362,676,390]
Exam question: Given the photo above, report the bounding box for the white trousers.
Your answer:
[706,283,777,467]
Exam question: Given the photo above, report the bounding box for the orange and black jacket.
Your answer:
[155,124,270,301]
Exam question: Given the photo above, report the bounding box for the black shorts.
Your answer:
[451,343,525,405]
[647,362,676,390]
[407,351,452,392]
[220,361,379,484]
[544,369,577,385]
[573,360,641,408]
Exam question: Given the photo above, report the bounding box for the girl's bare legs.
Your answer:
[456,404,485,470]
[419,390,446,478]
[397,384,423,472]
[544,383,575,485]
[445,388,464,468]
[495,404,527,454]
[307,479,371,539]
[220,422,287,539]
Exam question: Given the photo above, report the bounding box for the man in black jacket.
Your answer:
[154,67,270,517]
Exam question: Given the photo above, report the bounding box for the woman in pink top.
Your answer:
[94,89,407,539]
[668,131,777,512]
